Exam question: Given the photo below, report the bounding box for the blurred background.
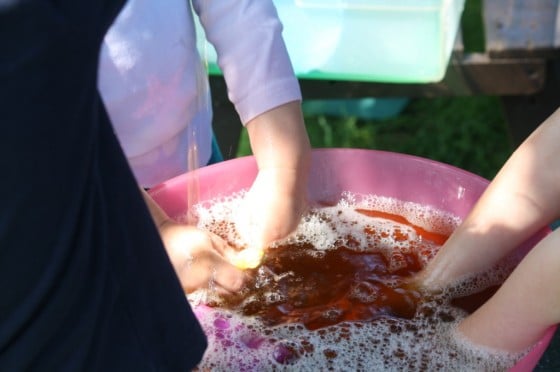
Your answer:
[210,0,558,182]
[233,0,515,180]
[237,95,512,180]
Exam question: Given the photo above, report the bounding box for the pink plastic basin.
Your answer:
[148,148,555,371]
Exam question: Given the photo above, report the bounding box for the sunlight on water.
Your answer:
[186,126,200,223]
[186,7,212,223]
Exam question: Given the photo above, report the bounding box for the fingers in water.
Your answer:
[228,247,265,269]
[181,248,246,294]
[211,261,247,295]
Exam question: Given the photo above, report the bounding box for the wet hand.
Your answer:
[159,220,247,294]
[241,100,312,267]
[236,167,308,264]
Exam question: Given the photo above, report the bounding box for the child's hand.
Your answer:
[240,100,312,266]
[236,167,308,260]
[158,220,246,294]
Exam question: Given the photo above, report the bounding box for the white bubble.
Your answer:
[187,191,523,371]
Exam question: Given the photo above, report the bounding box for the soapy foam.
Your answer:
[186,191,524,371]
[193,304,521,371]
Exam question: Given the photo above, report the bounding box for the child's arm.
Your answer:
[420,108,560,289]
[194,1,312,262]
[457,228,560,352]
[141,188,246,293]
[241,100,311,252]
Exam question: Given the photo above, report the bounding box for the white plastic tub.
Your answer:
[196,0,465,83]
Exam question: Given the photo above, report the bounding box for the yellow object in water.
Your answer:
[231,247,264,269]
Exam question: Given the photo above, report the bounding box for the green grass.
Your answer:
[461,0,485,52]
[237,96,514,180]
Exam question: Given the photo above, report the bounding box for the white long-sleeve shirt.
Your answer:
[98,0,301,187]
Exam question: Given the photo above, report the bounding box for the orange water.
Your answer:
[204,208,496,331]
[192,202,516,371]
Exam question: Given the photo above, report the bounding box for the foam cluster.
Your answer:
[193,304,520,371]
[186,191,524,371]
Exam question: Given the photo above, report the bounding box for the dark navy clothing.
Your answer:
[0,1,207,370]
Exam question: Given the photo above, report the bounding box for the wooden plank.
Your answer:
[484,0,560,57]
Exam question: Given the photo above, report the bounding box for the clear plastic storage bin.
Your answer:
[196,0,465,83]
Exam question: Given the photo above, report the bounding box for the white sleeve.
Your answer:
[192,0,302,125]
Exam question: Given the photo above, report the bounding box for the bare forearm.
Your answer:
[469,108,560,244]
[457,229,560,352]
[422,108,560,287]
[238,100,311,250]
[246,100,311,175]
